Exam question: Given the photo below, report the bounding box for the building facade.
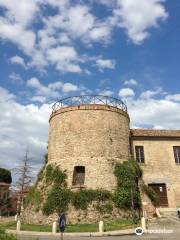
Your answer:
[0,182,10,215]
[131,129,180,208]
[48,95,180,209]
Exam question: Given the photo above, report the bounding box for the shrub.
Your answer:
[43,185,72,215]
[113,187,141,210]
[72,189,112,210]
[0,168,12,184]
[142,184,158,204]
[45,165,67,186]
[113,160,142,210]
[25,187,42,208]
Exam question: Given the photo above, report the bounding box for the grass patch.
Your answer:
[0,222,17,240]
[0,221,16,230]
[1,219,139,233]
[65,223,98,232]
[105,219,139,231]
[21,224,52,232]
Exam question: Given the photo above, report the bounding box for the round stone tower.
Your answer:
[48,95,130,191]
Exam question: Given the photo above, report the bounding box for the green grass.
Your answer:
[105,219,138,231]
[0,224,17,240]
[65,223,98,232]
[0,221,16,230]
[0,219,139,233]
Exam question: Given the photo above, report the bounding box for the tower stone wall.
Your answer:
[48,104,130,190]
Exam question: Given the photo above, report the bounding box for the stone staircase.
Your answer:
[158,208,178,218]
[148,208,180,229]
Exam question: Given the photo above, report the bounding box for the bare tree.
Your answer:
[14,149,33,215]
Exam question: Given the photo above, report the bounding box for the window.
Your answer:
[173,146,180,164]
[135,146,145,163]
[72,166,85,185]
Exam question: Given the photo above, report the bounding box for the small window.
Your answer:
[135,146,145,163]
[72,166,85,185]
[173,146,180,164]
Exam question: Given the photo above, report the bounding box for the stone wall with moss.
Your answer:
[22,160,151,224]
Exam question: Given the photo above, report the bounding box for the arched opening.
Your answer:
[72,166,85,186]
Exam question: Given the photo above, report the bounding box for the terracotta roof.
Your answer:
[0,182,11,186]
[130,129,180,138]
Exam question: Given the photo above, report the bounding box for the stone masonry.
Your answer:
[48,104,130,191]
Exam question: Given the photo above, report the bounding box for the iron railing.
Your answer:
[52,95,127,112]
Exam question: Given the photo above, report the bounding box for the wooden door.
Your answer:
[148,183,168,207]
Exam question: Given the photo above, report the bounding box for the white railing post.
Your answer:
[141,217,146,232]
[99,221,104,233]
[52,221,57,234]
[16,220,21,232]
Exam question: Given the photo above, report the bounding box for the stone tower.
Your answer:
[48,95,130,191]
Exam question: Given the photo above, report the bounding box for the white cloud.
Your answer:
[46,46,82,73]
[0,0,168,73]
[119,87,135,98]
[165,94,180,102]
[127,95,180,129]
[0,0,39,27]
[124,78,137,86]
[87,25,112,43]
[62,83,79,93]
[0,19,36,54]
[31,96,46,103]
[63,5,95,38]
[95,59,116,71]
[0,86,50,180]
[111,0,168,44]
[9,55,26,68]
[9,72,23,84]
[46,46,78,62]
[140,87,163,99]
[98,90,114,96]
[0,86,16,101]
[27,77,81,102]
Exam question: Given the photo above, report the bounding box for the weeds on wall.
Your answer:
[141,184,157,204]
[25,187,42,210]
[26,159,156,216]
[72,189,112,210]
[113,160,142,210]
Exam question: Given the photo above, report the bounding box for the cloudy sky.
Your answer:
[0,0,180,180]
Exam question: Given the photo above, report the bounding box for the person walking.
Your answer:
[58,213,66,240]
[177,207,180,218]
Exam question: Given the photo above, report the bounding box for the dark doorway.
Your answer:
[72,166,85,185]
[148,183,168,207]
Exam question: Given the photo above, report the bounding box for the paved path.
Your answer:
[14,216,180,240]
[16,231,180,240]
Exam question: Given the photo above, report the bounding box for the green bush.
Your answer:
[72,189,112,210]
[142,184,157,204]
[114,160,142,188]
[113,160,142,210]
[45,165,67,186]
[113,187,141,210]
[25,187,42,208]
[43,185,72,215]
[0,168,12,184]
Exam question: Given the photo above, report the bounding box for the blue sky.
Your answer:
[0,0,180,176]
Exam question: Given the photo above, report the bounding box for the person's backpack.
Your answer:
[59,214,66,232]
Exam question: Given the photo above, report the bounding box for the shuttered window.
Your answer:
[173,146,180,164]
[72,166,85,185]
[135,146,145,163]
